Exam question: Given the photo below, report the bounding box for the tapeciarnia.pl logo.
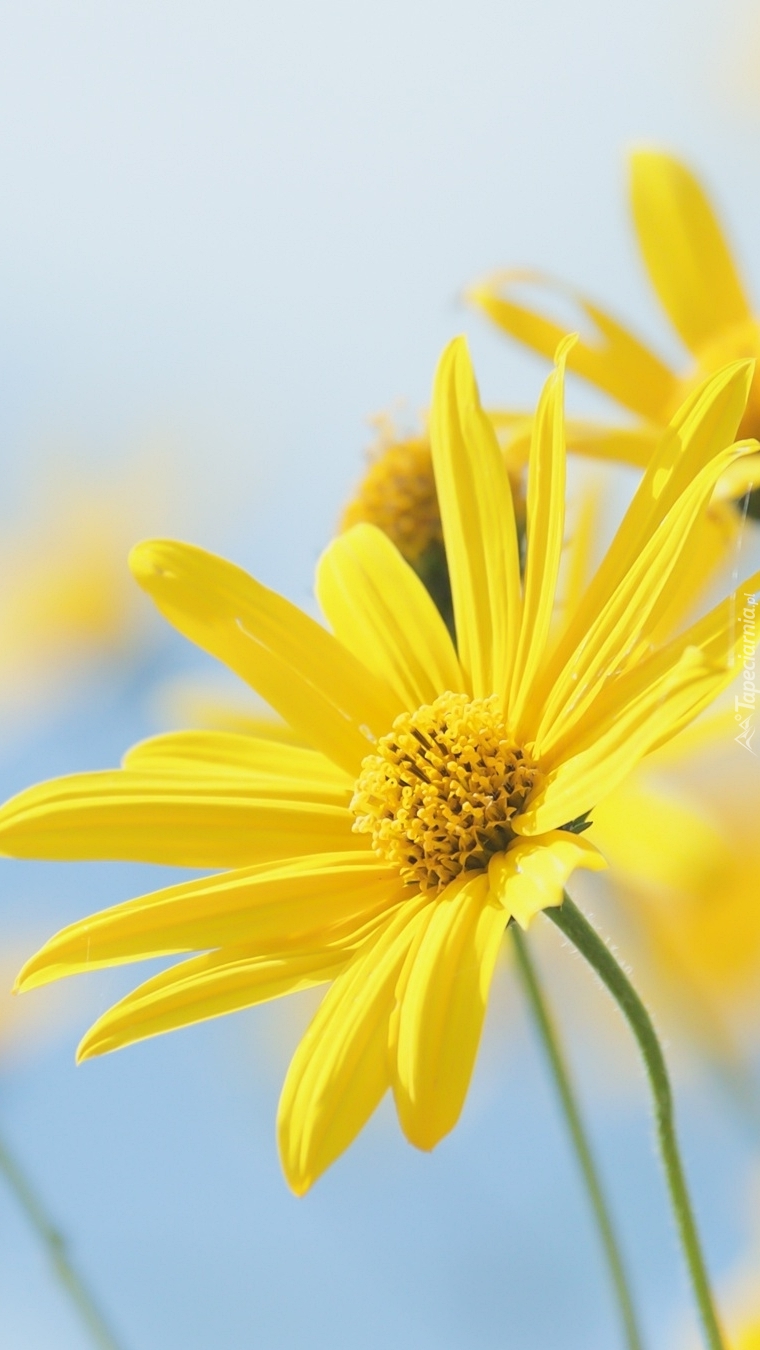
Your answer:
[735,591,758,754]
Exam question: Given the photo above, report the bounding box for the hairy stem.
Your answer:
[547,895,725,1350]
[511,923,644,1350]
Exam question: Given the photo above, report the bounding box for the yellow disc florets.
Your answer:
[351,692,540,896]
[341,433,442,563]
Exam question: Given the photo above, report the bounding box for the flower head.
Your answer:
[340,410,533,631]
[469,148,760,517]
[2,338,758,1194]
[340,423,442,564]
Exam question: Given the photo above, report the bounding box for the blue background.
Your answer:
[1,1,760,1345]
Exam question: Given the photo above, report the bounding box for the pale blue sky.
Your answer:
[1,2,760,1346]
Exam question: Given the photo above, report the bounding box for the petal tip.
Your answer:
[128,538,168,584]
[75,1032,104,1065]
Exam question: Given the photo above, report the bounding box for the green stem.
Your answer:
[547,895,726,1350]
[0,1126,125,1350]
[511,924,645,1350]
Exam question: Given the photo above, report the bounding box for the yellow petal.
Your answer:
[509,341,569,729]
[642,499,741,651]
[489,412,662,472]
[555,483,603,632]
[0,770,361,867]
[315,523,464,711]
[468,269,678,420]
[160,678,308,742]
[129,539,402,776]
[522,645,735,834]
[530,360,754,736]
[392,872,506,1151]
[713,449,760,502]
[429,337,521,701]
[15,852,403,989]
[551,362,752,671]
[277,897,430,1195]
[564,419,661,470]
[588,781,726,895]
[533,436,757,753]
[77,946,350,1061]
[630,149,750,354]
[575,562,760,764]
[123,730,353,796]
[646,706,737,766]
[488,833,607,930]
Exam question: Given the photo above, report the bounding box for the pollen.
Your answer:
[341,432,442,563]
[351,692,540,896]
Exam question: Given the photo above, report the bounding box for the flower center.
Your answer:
[351,692,540,896]
[341,433,442,563]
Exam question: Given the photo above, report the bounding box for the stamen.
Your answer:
[351,691,541,896]
[341,435,442,563]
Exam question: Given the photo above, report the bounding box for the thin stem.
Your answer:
[0,1127,125,1350]
[547,895,726,1350]
[511,923,645,1350]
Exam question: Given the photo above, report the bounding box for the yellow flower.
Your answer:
[0,454,172,715]
[1,339,758,1195]
[468,148,760,516]
[340,410,534,631]
[590,710,760,1043]
[340,418,444,565]
[734,1322,760,1350]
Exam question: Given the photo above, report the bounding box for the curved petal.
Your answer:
[77,946,350,1061]
[489,411,662,471]
[555,485,603,633]
[509,341,569,730]
[540,562,760,776]
[564,419,661,469]
[488,833,607,930]
[315,523,464,711]
[468,269,678,421]
[277,897,430,1195]
[533,437,758,753]
[630,149,751,354]
[530,361,754,736]
[15,852,403,989]
[129,539,402,776]
[429,337,521,702]
[161,680,308,742]
[0,770,362,867]
[520,645,737,835]
[391,872,506,1151]
[123,730,353,796]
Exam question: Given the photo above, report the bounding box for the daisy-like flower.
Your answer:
[0,455,172,719]
[468,148,760,518]
[1,339,758,1196]
[339,409,533,632]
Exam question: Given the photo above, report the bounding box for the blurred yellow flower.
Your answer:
[734,1323,760,1350]
[0,453,172,718]
[341,418,443,565]
[469,148,760,517]
[590,713,760,1050]
[0,340,757,1195]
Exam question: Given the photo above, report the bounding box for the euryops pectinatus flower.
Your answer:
[2,337,759,1196]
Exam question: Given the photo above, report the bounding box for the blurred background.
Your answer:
[1,0,760,1345]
